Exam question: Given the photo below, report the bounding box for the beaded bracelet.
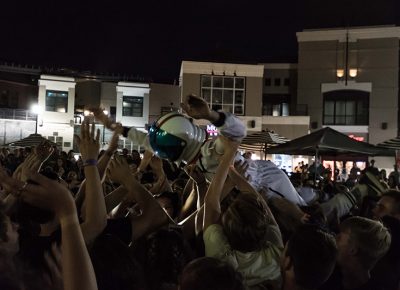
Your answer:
[83,159,98,167]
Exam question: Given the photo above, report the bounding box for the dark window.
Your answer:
[46,90,68,112]
[110,106,116,121]
[200,75,245,115]
[265,78,271,86]
[262,94,290,116]
[323,90,369,125]
[274,78,281,86]
[122,96,143,117]
[284,78,290,86]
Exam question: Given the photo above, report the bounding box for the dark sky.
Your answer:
[0,0,398,83]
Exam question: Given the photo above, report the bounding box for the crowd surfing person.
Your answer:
[93,94,306,205]
[0,95,396,290]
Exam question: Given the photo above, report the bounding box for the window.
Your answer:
[265,78,271,86]
[274,78,281,86]
[122,96,143,117]
[263,94,290,116]
[284,78,290,86]
[46,90,68,112]
[323,90,369,125]
[110,106,116,120]
[201,75,245,115]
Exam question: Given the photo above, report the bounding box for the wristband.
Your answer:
[83,159,98,167]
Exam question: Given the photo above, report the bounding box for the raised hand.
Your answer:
[107,130,120,154]
[0,166,22,195]
[20,172,76,219]
[229,160,251,183]
[75,120,100,162]
[35,140,55,163]
[107,154,131,186]
[92,108,123,134]
[20,153,43,182]
[181,94,216,121]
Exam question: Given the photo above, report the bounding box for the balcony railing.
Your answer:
[0,108,37,121]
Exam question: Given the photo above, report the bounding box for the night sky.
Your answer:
[0,0,398,83]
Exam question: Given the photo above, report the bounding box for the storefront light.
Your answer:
[349,69,358,78]
[336,69,345,78]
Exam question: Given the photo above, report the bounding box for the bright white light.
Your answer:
[251,153,259,160]
[349,69,358,78]
[84,110,90,116]
[103,110,109,115]
[30,104,42,114]
[57,108,66,113]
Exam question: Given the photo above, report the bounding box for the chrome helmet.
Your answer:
[148,112,207,165]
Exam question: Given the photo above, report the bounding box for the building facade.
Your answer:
[179,60,310,169]
[297,26,400,170]
[0,65,180,151]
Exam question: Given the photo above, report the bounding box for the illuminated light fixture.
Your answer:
[103,110,109,115]
[30,104,42,114]
[84,110,90,116]
[336,69,345,78]
[349,69,358,78]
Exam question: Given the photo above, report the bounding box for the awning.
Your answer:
[239,130,289,153]
[267,127,393,157]
[5,134,57,148]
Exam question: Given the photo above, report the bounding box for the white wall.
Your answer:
[37,75,76,151]
[116,82,150,129]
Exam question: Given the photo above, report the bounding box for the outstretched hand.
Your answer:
[229,160,252,183]
[92,108,123,134]
[20,153,43,182]
[35,140,55,163]
[75,120,100,161]
[181,94,214,120]
[107,154,131,186]
[20,172,76,219]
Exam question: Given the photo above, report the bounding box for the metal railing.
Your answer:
[0,108,37,121]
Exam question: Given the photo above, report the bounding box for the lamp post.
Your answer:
[102,110,108,145]
[30,104,42,135]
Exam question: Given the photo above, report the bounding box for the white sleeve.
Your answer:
[213,112,246,155]
[126,127,153,152]
[217,112,247,141]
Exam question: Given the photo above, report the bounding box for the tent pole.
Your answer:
[314,148,319,186]
[264,143,267,160]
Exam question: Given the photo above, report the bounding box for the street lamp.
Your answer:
[102,110,108,144]
[30,104,42,134]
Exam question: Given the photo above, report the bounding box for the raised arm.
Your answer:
[228,160,283,247]
[93,108,151,150]
[107,155,172,241]
[20,173,97,290]
[97,130,119,181]
[75,120,107,245]
[148,154,172,194]
[203,136,239,231]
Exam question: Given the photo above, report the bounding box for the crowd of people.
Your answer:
[0,95,398,290]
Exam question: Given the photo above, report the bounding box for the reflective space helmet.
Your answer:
[148,112,207,165]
